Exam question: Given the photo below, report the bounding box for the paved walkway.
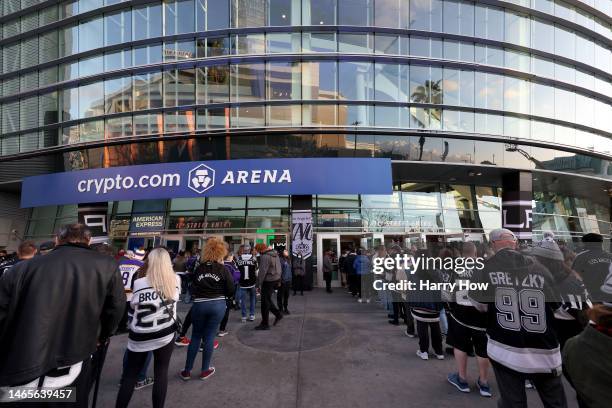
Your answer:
[97,289,578,407]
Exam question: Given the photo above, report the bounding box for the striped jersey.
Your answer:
[118,258,144,302]
[128,275,180,352]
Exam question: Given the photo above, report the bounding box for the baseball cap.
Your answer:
[489,228,517,242]
[39,241,55,252]
[134,248,146,261]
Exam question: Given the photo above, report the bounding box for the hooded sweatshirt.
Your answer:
[257,249,282,286]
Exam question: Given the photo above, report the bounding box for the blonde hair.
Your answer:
[145,248,176,300]
[203,237,227,262]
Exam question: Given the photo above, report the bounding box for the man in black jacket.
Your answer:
[572,233,612,304]
[0,223,125,406]
[254,244,283,330]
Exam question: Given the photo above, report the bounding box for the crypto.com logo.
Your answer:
[188,164,215,194]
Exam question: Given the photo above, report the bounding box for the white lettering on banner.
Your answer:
[83,214,107,233]
[502,209,533,229]
[221,169,292,185]
[77,173,181,195]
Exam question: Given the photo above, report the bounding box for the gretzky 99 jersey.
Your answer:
[469,249,562,374]
[118,258,144,302]
[236,254,258,288]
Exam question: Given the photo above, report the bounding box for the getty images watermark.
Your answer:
[370,254,489,292]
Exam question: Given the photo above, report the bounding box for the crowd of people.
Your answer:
[0,224,611,408]
[333,229,612,408]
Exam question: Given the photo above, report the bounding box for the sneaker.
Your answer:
[525,380,534,389]
[199,340,219,352]
[477,378,492,397]
[179,371,191,381]
[175,336,190,347]
[217,331,228,337]
[199,367,215,380]
[416,350,429,360]
[447,373,470,393]
[134,377,154,390]
[254,324,270,330]
[405,329,416,338]
[248,315,255,321]
[241,317,247,323]
[357,298,363,303]
[435,354,445,360]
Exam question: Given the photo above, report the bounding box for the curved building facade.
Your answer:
[0,0,610,271]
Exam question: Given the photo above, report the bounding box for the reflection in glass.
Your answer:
[133,3,163,41]
[339,62,373,100]
[267,62,301,100]
[303,0,337,25]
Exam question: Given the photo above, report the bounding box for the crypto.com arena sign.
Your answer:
[21,158,392,207]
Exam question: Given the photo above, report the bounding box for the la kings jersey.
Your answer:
[236,254,258,288]
[572,248,612,303]
[128,275,180,352]
[469,249,562,374]
[440,267,487,330]
[118,258,144,302]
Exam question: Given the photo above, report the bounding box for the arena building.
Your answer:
[0,0,610,285]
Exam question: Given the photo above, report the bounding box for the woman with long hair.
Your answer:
[180,237,234,380]
[116,248,181,408]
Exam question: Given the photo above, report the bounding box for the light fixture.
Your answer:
[319,21,324,24]
[281,14,286,19]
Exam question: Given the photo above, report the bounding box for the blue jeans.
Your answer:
[184,299,226,372]
[122,349,152,382]
[239,287,257,318]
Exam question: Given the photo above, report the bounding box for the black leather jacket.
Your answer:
[0,243,126,386]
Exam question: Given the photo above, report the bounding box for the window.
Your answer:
[443,0,474,36]
[303,0,336,25]
[133,3,163,41]
[133,44,163,66]
[105,10,132,46]
[338,33,372,53]
[232,0,265,27]
[267,0,300,25]
[105,49,132,72]
[504,11,530,47]
[339,62,373,100]
[375,0,408,28]
[133,71,163,110]
[79,17,103,53]
[375,34,400,54]
[105,77,133,114]
[338,0,372,25]
[410,66,442,104]
[475,72,503,110]
[163,68,196,107]
[505,50,530,72]
[302,61,337,100]
[554,25,575,59]
[80,120,104,142]
[410,0,443,31]
[106,116,133,139]
[475,5,503,42]
[554,88,575,122]
[39,92,59,126]
[531,83,554,118]
[61,87,79,121]
[206,64,230,103]
[208,0,230,30]
[267,62,301,100]
[504,77,530,115]
[303,32,336,52]
[234,34,265,54]
[232,63,265,101]
[164,0,195,35]
[531,18,554,54]
[80,0,103,13]
[374,63,405,102]
[267,33,301,53]
[59,25,79,58]
[79,82,105,119]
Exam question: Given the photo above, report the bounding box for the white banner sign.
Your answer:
[291,210,313,259]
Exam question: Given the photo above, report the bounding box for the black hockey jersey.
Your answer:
[572,248,612,303]
[236,254,258,288]
[469,249,562,374]
[440,267,487,330]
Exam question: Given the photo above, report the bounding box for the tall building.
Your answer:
[0,0,610,285]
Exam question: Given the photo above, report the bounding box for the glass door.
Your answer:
[316,233,341,288]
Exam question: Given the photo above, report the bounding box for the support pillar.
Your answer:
[501,171,533,241]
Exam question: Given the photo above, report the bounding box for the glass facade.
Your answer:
[0,0,609,243]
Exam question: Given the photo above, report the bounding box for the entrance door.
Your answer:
[316,233,341,288]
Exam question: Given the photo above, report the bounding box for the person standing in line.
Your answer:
[254,243,283,330]
[345,248,358,296]
[236,245,259,322]
[444,242,492,397]
[180,238,234,380]
[278,250,292,314]
[572,233,612,304]
[218,251,240,337]
[469,229,568,408]
[353,248,372,303]
[339,249,348,287]
[292,253,306,296]
[0,224,125,407]
[0,241,37,278]
[323,250,334,294]
[563,303,612,408]
[116,248,181,408]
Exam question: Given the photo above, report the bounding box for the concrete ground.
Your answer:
[96,289,578,408]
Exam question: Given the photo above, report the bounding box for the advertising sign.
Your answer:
[291,210,313,259]
[21,158,393,207]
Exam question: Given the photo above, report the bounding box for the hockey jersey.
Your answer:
[118,258,144,302]
[572,248,612,303]
[440,266,487,331]
[236,254,258,288]
[469,248,562,374]
[128,275,180,352]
